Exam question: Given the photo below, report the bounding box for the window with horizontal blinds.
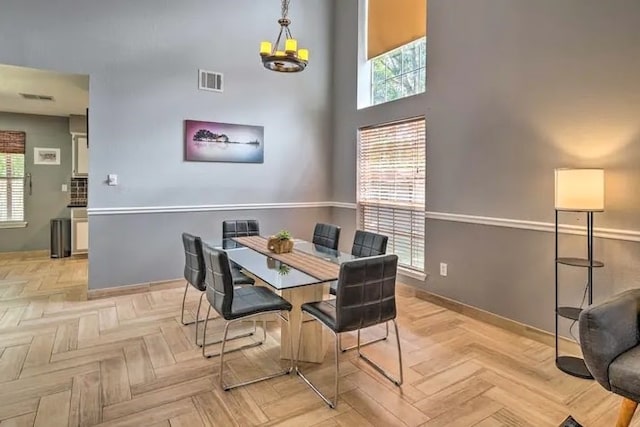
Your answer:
[358,118,426,272]
[0,154,25,222]
[0,130,26,223]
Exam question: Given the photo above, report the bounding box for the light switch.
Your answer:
[107,174,118,186]
[61,184,68,192]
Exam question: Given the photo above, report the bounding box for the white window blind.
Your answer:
[358,118,426,272]
[0,153,25,223]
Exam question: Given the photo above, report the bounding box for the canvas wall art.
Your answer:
[184,120,264,163]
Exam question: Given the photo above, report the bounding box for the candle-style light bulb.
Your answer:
[260,41,272,56]
[285,39,298,54]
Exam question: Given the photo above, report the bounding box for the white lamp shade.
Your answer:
[554,168,605,211]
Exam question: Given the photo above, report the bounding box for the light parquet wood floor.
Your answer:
[0,252,634,426]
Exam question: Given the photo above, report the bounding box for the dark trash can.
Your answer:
[50,218,71,258]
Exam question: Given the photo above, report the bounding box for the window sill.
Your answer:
[0,221,28,229]
[399,267,427,281]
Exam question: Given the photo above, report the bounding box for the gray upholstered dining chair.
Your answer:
[296,254,402,408]
[222,220,260,285]
[223,219,260,239]
[329,230,389,352]
[579,289,640,427]
[312,223,341,251]
[350,229,389,257]
[201,243,294,390]
[180,233,255,347]
[329,230,389,295]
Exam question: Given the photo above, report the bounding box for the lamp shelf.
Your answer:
[556,257,604,268]
[556,356,593,379]
[557,306,582,321]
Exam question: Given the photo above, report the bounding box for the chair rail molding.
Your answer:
[88,201,351,216]
[331,201,358,209]
[322,202,640,243]
[425,211,640,243]
[87,202,639,242]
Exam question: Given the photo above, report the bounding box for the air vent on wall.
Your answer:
[198,69,223,92]
[20,93,55,101]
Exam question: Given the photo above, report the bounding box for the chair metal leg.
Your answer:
[195,292,255,348]
[218,321,231,389]
[180,282,194,326]
[295,313,339,408]
[201,306,264,359]
[181,283,216,328]
[340,322,389,352]
[219,311,293,391]
[287,314,295,371]
[278,312,295,371]
[194,291,204,342]
[357,319,403,386]
[334,331,340,405]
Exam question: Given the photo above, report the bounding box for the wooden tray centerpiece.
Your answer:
[267,230,294,254]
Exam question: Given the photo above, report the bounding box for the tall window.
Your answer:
[371,37,426,106]
[0,131,26,224]
[366,0,427,107]
[358,118,426,273]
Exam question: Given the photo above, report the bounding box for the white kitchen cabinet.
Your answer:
[72,134,88,177]
[71,208,88,255]
[74,220,88,252]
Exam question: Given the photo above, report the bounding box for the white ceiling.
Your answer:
[0,64,89,117]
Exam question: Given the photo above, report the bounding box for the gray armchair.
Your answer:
[579,289,640,427]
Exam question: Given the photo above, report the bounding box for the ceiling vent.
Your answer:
[198,69,223,93]
[20,93,55,101]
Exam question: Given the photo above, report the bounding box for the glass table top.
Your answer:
[204,238,355,291]
[291,239,357,265]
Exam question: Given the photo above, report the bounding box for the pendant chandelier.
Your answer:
[259,0,309,73]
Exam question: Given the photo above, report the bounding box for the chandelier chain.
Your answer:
[281,0,291,19]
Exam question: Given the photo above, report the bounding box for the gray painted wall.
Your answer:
[90,208,332,288]
[0,113,71,252]
[0,0,333,208]
[417,219,640,337]
[331,0,640,336]
[0,0,335,288]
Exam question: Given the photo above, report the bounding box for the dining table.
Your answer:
[211,236,356,364]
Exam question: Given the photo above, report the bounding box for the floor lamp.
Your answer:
[554,168,605,378]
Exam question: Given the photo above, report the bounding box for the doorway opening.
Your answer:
[0,63,90,301]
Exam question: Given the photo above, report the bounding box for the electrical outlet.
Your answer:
[440,262,448,277]
[61,184,68,192]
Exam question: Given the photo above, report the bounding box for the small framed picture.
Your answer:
[33,147,61,165]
